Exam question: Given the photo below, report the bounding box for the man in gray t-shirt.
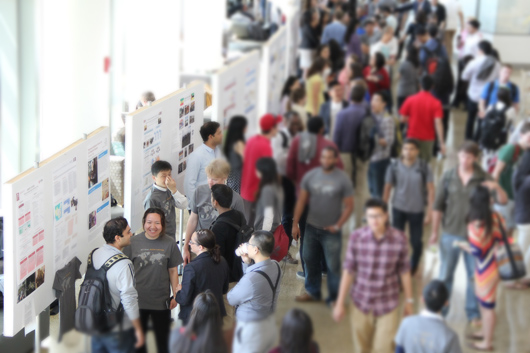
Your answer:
[383,139,434,275]
[292,147,354,304]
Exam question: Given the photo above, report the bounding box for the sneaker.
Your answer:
[282,252,299,265]
[296,271,305,280]
[295,293,319,302]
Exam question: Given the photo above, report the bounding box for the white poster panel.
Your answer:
[3,127,109,336]
[211,51,260,134]
[125,83,205,232]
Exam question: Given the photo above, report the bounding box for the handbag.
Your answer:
[495,214,526,280]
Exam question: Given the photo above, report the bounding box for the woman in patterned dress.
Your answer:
[458,185,508,351]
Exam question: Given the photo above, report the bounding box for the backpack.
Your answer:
[390,116,403,159]
[356,110,379,162]
[484,81,518,107]
[75,249,128,335]
[390,159,429,205]
[422,42,454,96]
[486,144,521,174]
[212,215,254,282]
[246,21,270,41]
[278,130,289,149]
[478,105,510,150]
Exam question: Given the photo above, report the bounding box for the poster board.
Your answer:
[259,26,288,116]
[286,10,301,77]
[2,127,111,337]
[211,51,261,135]
[124,83,205,232]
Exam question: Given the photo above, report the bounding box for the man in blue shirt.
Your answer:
[184,121,223,208]
[418,25,448,70]
[478,63,520,118]
[321,9,347,47]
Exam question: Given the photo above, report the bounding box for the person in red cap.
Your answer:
[240,114,282,224]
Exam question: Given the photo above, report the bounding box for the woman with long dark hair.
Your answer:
[170,290,228,353]
[396,46,420,109]
[362,52,390,96]
[280,77,300,116]
[254,158,283,233]
[224,116,247,194]
[269,308,319,353]
[175,229,229,325]
[456,185,507,351]
[123,208,183,353]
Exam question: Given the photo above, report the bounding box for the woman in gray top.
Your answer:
[223,116,247,194]
[254,158,283,233]
[397,46,420,109]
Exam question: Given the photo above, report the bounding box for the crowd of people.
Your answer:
[87,0,530,353]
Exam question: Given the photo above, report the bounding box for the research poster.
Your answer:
[15,179,46,304]
[142,110,163,202]
[267,28,287,115]
[52,157,79,271]
[176,92,198,186]
[87,136,111,242]
[243,60,259,129]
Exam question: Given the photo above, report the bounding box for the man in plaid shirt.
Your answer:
[333,198,414,353]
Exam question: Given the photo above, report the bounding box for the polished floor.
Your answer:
[41,71,530,353]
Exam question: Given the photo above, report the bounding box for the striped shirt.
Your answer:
[343,226,410,316]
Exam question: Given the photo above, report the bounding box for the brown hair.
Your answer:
[194,229,221,264]
[458,141,480,157]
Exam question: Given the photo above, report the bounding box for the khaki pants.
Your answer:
[416,140,434,164]
[340,153,369,231]
[443,29,456,61]
[223,282,237,330]
[350,304,400,353]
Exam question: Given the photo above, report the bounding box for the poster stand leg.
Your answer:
[178,209,184,247]
[34,315,40,353]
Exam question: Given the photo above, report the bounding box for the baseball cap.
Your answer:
[260,114,282,131]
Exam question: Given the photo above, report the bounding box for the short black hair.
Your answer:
[415,25,427,37]
[211,184,233,209]
[103,217,129,244]
[427,24,438,38]
[364,198,388,213]
[307,117,324,134]
[373,52,386,71]
[468,19,480,30]
[373,91,388,106]
[423,280,449,312]
[328,80,340,90]
[421,75,434,91]
[351,84,366,103]
[403,138,420,149]
[251,230,275,257]
[151,160,172,176]
[200,121,220,142]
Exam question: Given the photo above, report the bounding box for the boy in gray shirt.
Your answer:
[395,280,462,353]
[144,161,187,240]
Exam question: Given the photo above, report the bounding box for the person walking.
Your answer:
[224,116,248,194]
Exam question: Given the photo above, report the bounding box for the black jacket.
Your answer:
[300,24,320,50]
[176,252,229,324]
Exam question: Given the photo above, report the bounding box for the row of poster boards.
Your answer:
[124,82,205,232]
[3,127,111,336]
[212,22,296,133]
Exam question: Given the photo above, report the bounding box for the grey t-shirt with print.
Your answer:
[123,233,183,310]
[301,168,354,228]
[53,256,82,342]
[254,184,283,231]
[190,184,246,230]
[385,159,433,214]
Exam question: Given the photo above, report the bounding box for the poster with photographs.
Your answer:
[87,135,111,241]
[14,179,46,304]
[52,157,80,272]
[142,111,163,200]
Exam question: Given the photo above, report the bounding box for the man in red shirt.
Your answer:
[399,75,446,162]
[240,114,281,223]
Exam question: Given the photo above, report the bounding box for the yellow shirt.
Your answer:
[305,74,325,115]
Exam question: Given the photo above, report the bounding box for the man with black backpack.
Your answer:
[383,139,434,276]
[478,63,520,119]
[82,217,144,352]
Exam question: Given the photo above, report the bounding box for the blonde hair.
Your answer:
[205,159,231,179]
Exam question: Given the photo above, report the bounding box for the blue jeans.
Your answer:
[392,208,424,273]
[368,158,390,199]
[91,328,135,353]
[302,224,342,303]
[439,233,480,321]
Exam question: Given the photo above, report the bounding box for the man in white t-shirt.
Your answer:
[461,19,482,58]
[440,0,464,59]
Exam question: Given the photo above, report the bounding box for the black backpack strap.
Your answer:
[279,130,289,149]
[253,262,281,312]
[87,248,98,270]
[102,253,129,272]
[213,218,243,232]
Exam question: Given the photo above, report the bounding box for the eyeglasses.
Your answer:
[246,242,259,250]
[189,241,199,246]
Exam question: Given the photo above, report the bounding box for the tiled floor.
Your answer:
[37,70,530,353]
